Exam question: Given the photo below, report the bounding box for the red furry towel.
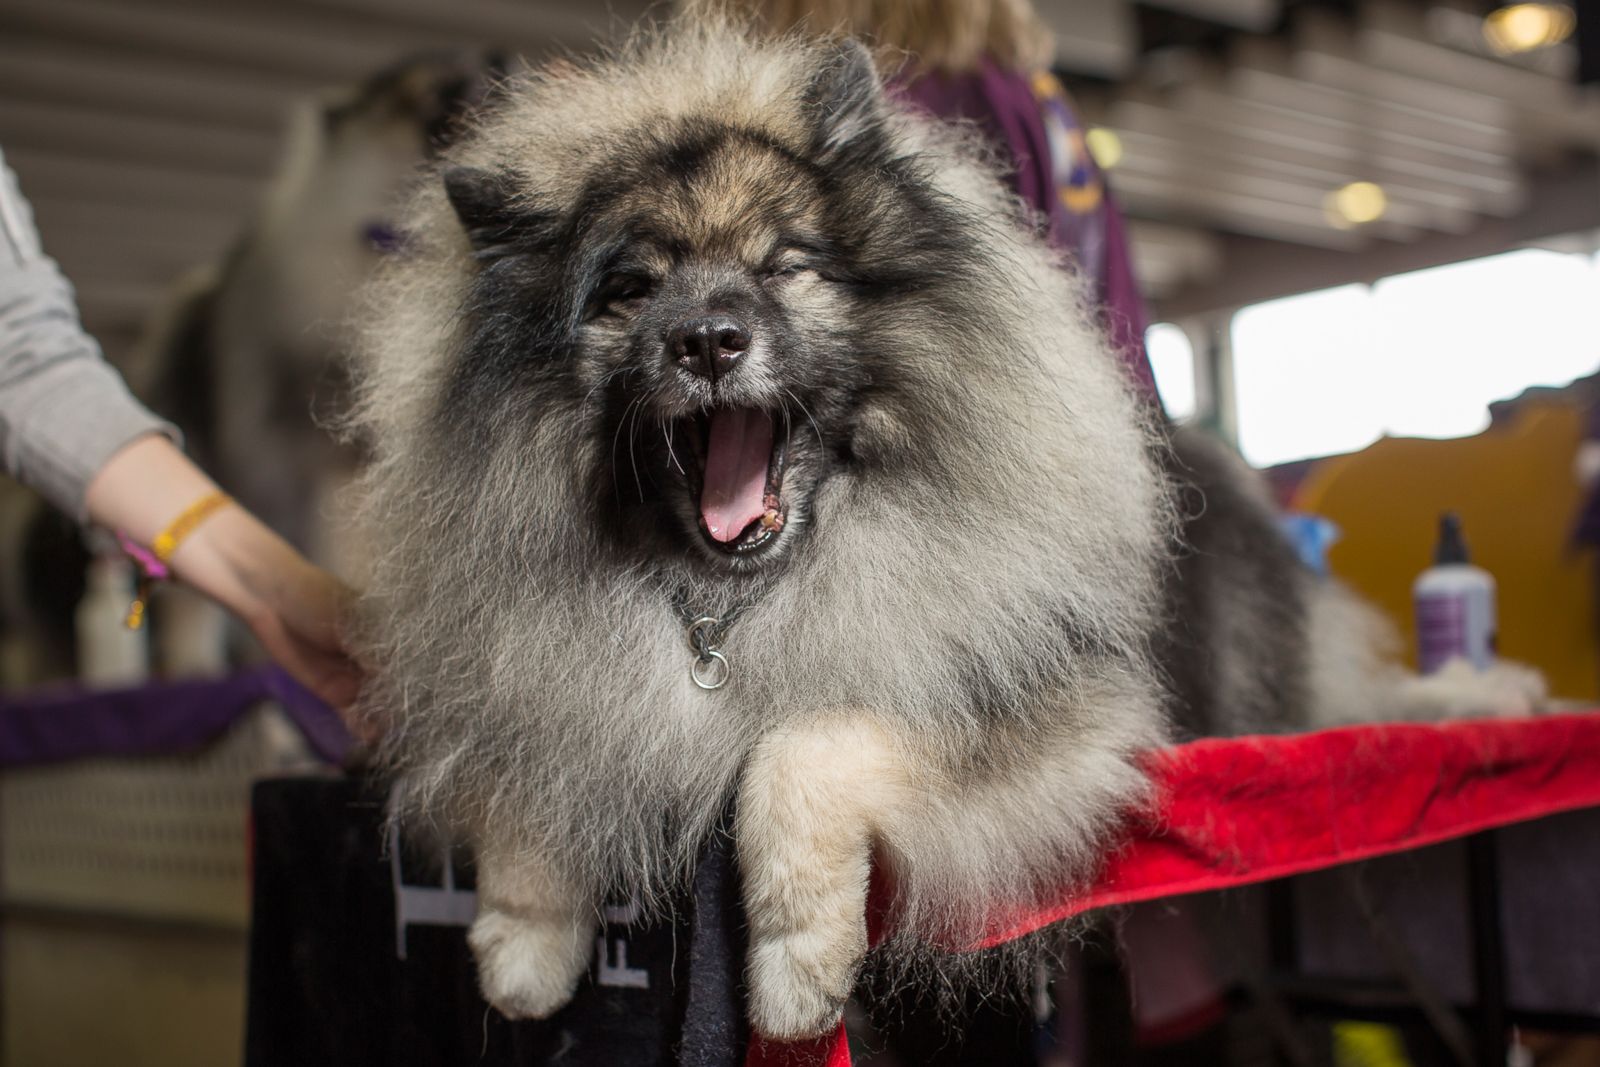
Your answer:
[754,711,1600,1067]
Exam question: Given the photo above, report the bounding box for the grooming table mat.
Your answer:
[241,712,1600,1067]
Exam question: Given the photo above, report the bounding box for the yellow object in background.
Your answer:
[1333,1021,1413,1067]
[1296,403,1597,703]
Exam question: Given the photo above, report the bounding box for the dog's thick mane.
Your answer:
[349,21,1171,935]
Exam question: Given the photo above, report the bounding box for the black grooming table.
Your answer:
[244,776,747,1067]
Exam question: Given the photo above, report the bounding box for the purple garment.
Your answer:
[0,664,352,769]
[892,60,1159,402]
[1579,400,1600,548]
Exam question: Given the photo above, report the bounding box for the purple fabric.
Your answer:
[1579,402,1600,548]
[892,61,1158,402]
[0,664,353,769]
[1578,491,1600,549]
[1098,188,1156,398]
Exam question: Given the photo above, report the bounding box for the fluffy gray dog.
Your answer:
[348,23,1542,1041]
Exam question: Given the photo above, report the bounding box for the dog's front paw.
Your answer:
[1415,658,1549,718]
[469,909,593,1020]
[1472,659,1549,716]
[747,928,863,1041]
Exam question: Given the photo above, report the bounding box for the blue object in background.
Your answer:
[1281,513,1341,576]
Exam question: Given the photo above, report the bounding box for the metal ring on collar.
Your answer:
[686,615,720,654]
[691,649,730,690]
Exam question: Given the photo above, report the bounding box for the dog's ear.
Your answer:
[442,165,522,251]
[805,40,886,162]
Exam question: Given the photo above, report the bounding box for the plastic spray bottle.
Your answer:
[1412,512,1496,675]
[76,535,148,686]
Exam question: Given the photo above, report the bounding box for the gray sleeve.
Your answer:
[0,145,178,519]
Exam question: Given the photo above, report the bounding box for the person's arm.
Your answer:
[0,147,181,517]
[2,145,360,713]
[85,434,361,711]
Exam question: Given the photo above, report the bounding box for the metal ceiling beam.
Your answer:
[1139,0,1280,32]
[1269,21,1512,129]
[1358,0,1600,147]
[1107,67,1520,181]
[1033,0,1139,78]
[1113,171,1378,248]
[1113,128,1484,232]
[1104,93,1520,228]
[1,0,419,83]
[0,98,280,176]
[1,149,263,212]
[287,0,644,50]
[1116,160,1428,240]
[30,197,239,255]
[1150,157,1600,316]
[1225,42,1515,157]
[0,40,300,131]
[1160,88,1522,201]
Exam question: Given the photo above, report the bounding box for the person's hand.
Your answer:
[230,529,364,714]
[175,506,366,718]
[85,435,368,726]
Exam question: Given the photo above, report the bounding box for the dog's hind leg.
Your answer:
[737,715,910,1041]
[468,842,596,1021]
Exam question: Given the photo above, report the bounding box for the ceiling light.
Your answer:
[1085,127,1123,170]
[1482,3,1575,55]
[1325,181,1388,227]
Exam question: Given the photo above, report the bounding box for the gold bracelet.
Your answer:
[119,491,233,629]
[150,491,233,562]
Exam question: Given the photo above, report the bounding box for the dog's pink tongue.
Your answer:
[701,409,772,543]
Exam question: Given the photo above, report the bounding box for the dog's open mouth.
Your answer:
[684,408,788,555]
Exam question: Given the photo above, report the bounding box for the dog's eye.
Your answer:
[760,262,810,283]
[595,274,653,317]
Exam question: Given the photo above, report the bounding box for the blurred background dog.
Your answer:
[0,51,499,682]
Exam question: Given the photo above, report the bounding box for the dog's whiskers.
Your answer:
[627,398,646,503]
[783,388,824,451]
[663,417,686,476]
[610,394,644,502]
[583,365,635,410]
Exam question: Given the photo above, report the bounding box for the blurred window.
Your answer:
[1232,249,1600,467]
[1233,285,1380,466]
[1146,322,1197,421]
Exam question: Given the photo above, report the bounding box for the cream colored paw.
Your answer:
[746,928,863,1041]
[1407,658,1549,719]
[469,909,593,1020]
[1475,659,1549,715]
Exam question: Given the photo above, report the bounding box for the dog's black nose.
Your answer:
[668,316,750,380]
